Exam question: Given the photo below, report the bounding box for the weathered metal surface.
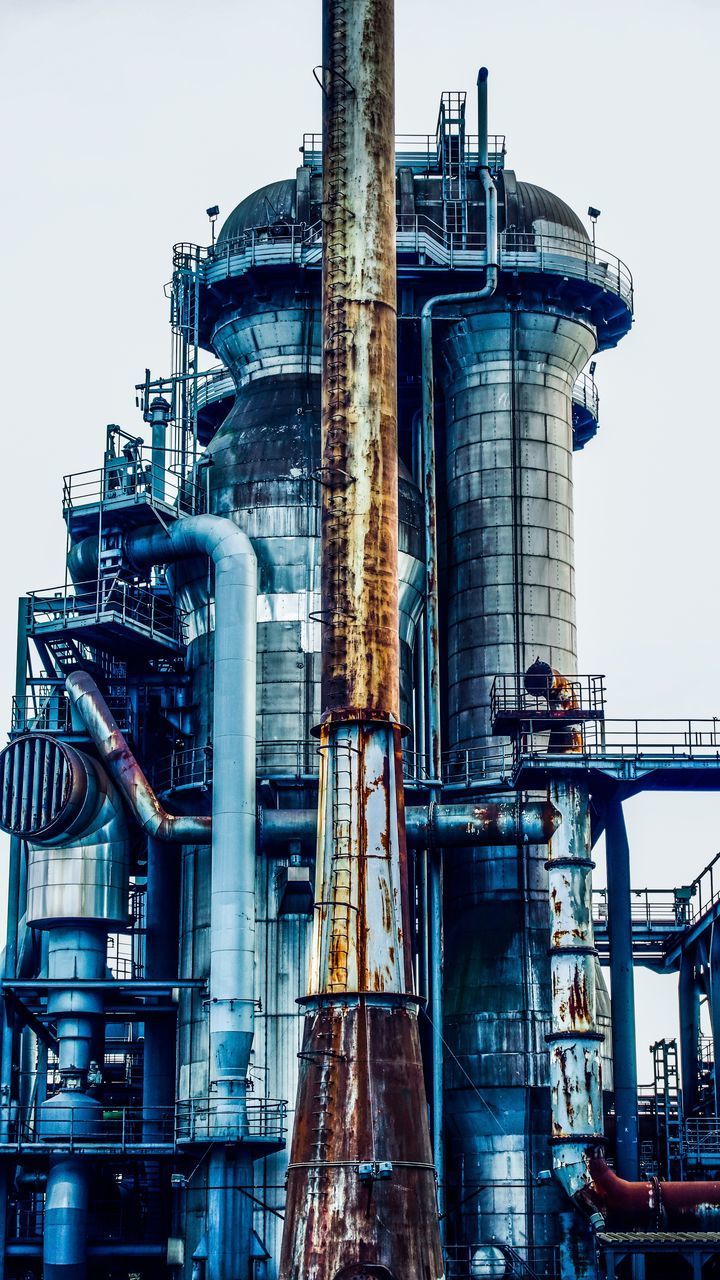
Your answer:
[0,735,130,929]
[320,0,400,722]
[259,798,559,852]
[309,721,412,997]
[280,999,444,1280]
[547,779,604,1242]
[280,2,442,1275]
[588,1153,720,1227]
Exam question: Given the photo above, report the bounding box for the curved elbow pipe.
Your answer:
[588,1151,720,1228]
[65,672,211,844]
[127,514,257,1123]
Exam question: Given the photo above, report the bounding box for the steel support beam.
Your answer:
[604,795,639,1180]
[679,949,700,1116]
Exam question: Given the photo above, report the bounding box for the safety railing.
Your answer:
[684,1118,720,1160]
[26,579,184,647]
[491,672,606,723]
[3,1104,176,1151]
[301,130,507,172]
[194,363,234,412]
[11,688,134,736]
[174,216,633,312]
[592,888,690,931]
[152,745,214,793]
[572,371,599,420]
[595,850,720,936]
[518,717,720,761]
[175,1096,287,1144]
[444,1243,559,1279]
[154,741,512,794]
[63,450,203,519]
[1,1097,287,1151]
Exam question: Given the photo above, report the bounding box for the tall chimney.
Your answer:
[278,1,444,1276]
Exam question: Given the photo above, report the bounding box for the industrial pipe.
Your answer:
[62,680,559,862]
[259,799,559,853]
[588,1151,720,1226]
[418,71,499,1216]
[65,673,211,845]
[127,514,257,1127]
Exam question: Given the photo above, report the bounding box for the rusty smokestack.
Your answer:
[279,1,444,1277]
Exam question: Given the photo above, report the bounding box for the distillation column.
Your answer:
[440,303,597,1253]
[279,1,443,1275]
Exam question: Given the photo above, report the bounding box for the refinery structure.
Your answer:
[2,3,720,1278]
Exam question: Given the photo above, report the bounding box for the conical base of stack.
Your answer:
[279,997,443,1280]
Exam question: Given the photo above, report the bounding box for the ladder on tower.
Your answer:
[436,90,468,239]
[652,1038,685,1178]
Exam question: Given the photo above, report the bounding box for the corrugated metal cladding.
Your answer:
[441,301,596,1253]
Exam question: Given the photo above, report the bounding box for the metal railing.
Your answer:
[0,1097,287,1151]
[444,1243,559,1279]
[684,1118,720,1160]
[519,717,720,761]
[572,372,599,420]
[3,1104,176,1151]
[301,130,507,173]
[63,449,203,519]
[594,850,720,936]
[175,1096,287,1144]
[593,888,690,931]
[11,687,133,736]
[153,741,512,794]
[174,216,633,312]
[491,672,606,723]
[26,579,184,647]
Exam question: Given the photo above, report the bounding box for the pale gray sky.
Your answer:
[1,0,719,1076]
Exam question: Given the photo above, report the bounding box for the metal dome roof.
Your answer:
[217,179,297,243]
[217,172,589,244]
[511,178,589,241]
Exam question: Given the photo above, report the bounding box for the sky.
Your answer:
[1,0,719,1078]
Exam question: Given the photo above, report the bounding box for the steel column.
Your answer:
[604,795,639,1179]
[679,949,700,1116]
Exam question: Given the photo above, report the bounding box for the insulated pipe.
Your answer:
[126,515,257,1124]
[258,799,559,853]
[65,673,211,845]
[604,796,639,1180]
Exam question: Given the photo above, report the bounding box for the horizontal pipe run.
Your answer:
[259,800,559,853]
[589,1152,720,1225]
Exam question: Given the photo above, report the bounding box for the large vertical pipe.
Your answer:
[547,780,604,1279]
[604,796,639,1180]
[143,836,179,1140]
[709,923,720,1113]
[679,950,700,1117]
[279,2,443,1276]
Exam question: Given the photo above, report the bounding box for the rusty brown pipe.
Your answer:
[588,1151,720,1227]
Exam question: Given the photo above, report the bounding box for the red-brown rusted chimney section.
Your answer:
[278,2,444,1277]
[320,0,399,722]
